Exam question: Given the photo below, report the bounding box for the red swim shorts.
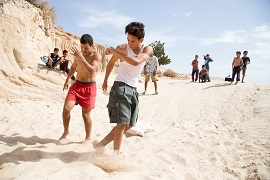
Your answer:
[66,80,96,110]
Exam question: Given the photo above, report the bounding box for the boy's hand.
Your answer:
[102,81,108,92]
[63,81,69,91]
[71,47,83,59]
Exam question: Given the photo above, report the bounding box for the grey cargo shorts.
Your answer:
[107,81,139,127]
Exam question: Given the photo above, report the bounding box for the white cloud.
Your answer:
[77,9,132,29]
[145,28,194,48]
[253,23,270,39]
[250,42,270,60]
[198,30,248,45]
[184,11,192,16]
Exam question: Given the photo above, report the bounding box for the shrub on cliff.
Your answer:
[25,0,56,23]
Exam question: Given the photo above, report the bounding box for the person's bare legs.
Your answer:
[93,124,132,152]
[59,100,76,141]
[113,124,127,154]
[144,81,148,92]
[241,75,245,83]
[82,108,92,144]
[53,61,61,69]
[153,81,157,92]
[48,59,53,70]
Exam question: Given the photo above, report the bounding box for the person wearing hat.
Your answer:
[203,54,214,82]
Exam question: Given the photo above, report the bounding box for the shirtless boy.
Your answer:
[59,34,102,144]
[231,51,243,85]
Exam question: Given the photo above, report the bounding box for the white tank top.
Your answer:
[115,44,146,87]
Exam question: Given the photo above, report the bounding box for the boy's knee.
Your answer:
[82,113,91,120]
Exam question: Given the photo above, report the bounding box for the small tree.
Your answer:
[149,41,171,65]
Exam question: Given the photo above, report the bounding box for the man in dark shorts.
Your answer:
[231,51,243,85]
[191,55,199,82]
[46,48,61,70]
[241,50,251,83]
[93,22,153,155]
[59,34,102,144]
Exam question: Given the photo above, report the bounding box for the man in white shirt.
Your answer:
[143,54,158,95]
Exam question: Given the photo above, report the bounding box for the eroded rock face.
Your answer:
[0,0,109,99]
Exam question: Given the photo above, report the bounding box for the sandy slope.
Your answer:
[0,69,270,180]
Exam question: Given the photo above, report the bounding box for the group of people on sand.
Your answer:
[230,51,250,84]
[45,48,76,80]
[191,54,214,83]
[190,51,251,84]
[54,22,156,156]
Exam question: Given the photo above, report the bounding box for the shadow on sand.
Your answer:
[0,134,137,172]
[203,82,231,90]
[37,63,66,76]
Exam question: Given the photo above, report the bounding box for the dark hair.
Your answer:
[125,22,145,39]
[195,55,198,57]
[202,65,205,67]
[63,50,68,54]
[80,34,94,46]
[54,48,59,51]
[243,51,248,53]
[236,51,241,54]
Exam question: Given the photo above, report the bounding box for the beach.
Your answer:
[0,69,269,180]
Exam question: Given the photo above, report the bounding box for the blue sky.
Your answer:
[49,0,270,84]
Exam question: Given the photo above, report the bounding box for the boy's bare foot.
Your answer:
[82,139,91,145]
[92,140,107,156]
[92,140,101,149]
[93,140,106,151]
[59,131,69,142]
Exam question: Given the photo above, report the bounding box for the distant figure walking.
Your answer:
[143,53,159,95]
[203,54,214,82]
[241,51,251,83]
[230,51,243,85]
[191,55,199,82]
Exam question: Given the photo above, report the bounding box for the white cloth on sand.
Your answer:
[126,120,154,137]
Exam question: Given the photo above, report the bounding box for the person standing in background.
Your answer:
[203,54,214,82]
[191,55,199,82]
[231,51,243,85]
[143,53,159,94]
[241,51,251,83]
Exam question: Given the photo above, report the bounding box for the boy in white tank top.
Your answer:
[93,22,153,155]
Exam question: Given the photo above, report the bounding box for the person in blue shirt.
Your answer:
[203,54,214,82]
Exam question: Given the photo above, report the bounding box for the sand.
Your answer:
[0,68,270,180]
